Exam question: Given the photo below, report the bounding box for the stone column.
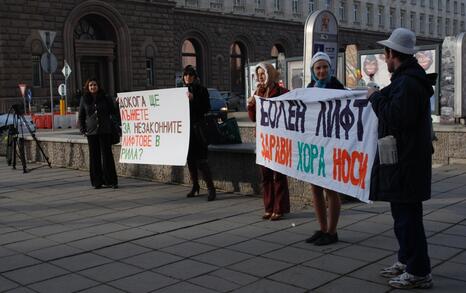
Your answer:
[107,56,115,97]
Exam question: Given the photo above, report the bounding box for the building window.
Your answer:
[400,10,406,27]
[446,0,450,12]
[182,40,197,69]
[366,3,373,26]
[146,58,154,86]
[255,0,262,8]
[445,18,450,35]
[230,42,246,95]
[438,0,442,10]
[292,0,300,14]
[325,0,333,10]
[462,3,465,15]
[353,2,360,23]
[419,14,425,33]
[210,0,223,9]
[430,0,434,8]
[429,15,434,34]
[453,19,458,34]
[309,0,317,12]
[390,8,396,28]
[437,17,443,36]
[32,55,42,87]
[461,21,465,31]
[273,0,281,11]
[185,0,199,8]
[411,0,416,4]
[339,1,347,22]
[378,6,384,27]
[410,12,416,31]
[454,1,458,13]
[421,0,425,6]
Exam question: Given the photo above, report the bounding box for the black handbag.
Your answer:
[110,115,121,145]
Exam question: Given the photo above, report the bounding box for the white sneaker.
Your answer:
[389,272,433,289]
[379,261,406,278]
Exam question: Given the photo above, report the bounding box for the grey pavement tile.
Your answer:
[192,248,253,267]
[24,224,73,237]
[257,230,309,246]
[67,235,120,250]
[424,210,465,224]
[262,246,322,264]
[453,251,466,264]
[428,233,466,249]
[105,227,155,241]
[434,261,466,282]
[364,213,394,225]
[154,282,217,293]
[3,263,68,285]
[359,235,399,252]
[0,275,18,292]
[0,226,19,235]
[232,279,306,293]
[228,256,293,277]
[331,244,393,262]
[195,232,249,248]
[5,238,60,253]
[78,285,126,293]
[423,219,454,232]
[28,273,98,293]
[109,271,178,292]
[0,231,35,245]
[3,287,36,293]
[26,244,83,261]
[390,275,466,293]
[428,243,462,260]
[442,224,466,236]
[94,242,151,260]
[79,262,143,283]
[195,219,246,232]
[210,268,258,286]
[131,234,186,250]
[189,274,245,292]
[0,254,40,273]
[313,276,389,293]
[348,262,394,285]
[111,215,160,228]
[336,229,373,244]
[343,221,393,235]
[269,265,339,290]
[84,223,130,235]
[291,239,351,254]
[227,239,283,256]
[121,250,182,270]
[154,259,218,280]
[167,226,219,240]
[45,229,96,243]
[303,254,368,275]
[227,225,276,238]
[160,241,217,257]
[51,253,112,272]
[139,220,190,233]
[0,246,17,258]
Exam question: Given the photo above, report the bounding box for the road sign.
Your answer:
[38,30,56,51]
[18,84,27,97]
[62,61,72,80]
[41,52,57,74]
[58,84,66,97]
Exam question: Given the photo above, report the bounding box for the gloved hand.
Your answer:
[80,128,86,135]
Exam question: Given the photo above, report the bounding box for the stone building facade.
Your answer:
[0,0,445,112]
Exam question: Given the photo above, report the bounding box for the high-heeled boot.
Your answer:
[199,161,216,201]
[187,161,200,197]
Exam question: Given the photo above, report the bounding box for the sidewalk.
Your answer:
[0,163,465,292]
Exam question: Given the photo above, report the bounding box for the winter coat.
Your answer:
[79,92,118,136]
[306,76,345,90]
[188,81,210,125]
[368,57,434,203]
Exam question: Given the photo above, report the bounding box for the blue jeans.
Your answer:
[391,202,431,276]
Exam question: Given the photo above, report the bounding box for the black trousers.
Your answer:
[87,134,118,187]
[391,202,431,276]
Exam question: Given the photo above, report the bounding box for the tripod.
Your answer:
[4,104,51,173]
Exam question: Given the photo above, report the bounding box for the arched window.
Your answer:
[230,42,246,95]
[145,46,155,87]
[271,44,286,58]
[181,39,203,81]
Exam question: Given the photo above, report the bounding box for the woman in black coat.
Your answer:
[78,78,118,189]
[183,65,216,201]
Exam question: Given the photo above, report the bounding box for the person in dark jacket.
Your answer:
[247,63,290,221]
[367,28,433,289]
[183,65,216,201]
[304,52,345,246]
[79,78,118,189]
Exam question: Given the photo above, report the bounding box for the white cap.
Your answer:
[310,52,331,69]
[377,28,418,55]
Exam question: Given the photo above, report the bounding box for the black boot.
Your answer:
[187,160,200,198]
[199,161,216,201]
[187,182,200,197]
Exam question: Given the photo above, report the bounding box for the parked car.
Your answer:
[207,88,228,121]
[0,113,36,135]
[220,91,243,112]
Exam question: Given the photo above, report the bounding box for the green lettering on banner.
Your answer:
[155,135,160,147]
[149,94,160,107]
[121,148,142,160]
[295,140,326,178]
[318,146,326,177]
[122,122,131,134]
[297,141,303,171]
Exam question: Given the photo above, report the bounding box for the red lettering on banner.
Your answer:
[260,132,292,167]
[333,147,368,189]
[120,108,149,121]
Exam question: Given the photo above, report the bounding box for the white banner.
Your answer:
[117,88,189,166]
[255,88,378,203]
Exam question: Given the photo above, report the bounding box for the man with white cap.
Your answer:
[367,28,434,289]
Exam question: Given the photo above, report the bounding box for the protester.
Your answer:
[183,65,216,201]
[304,52,345,246]
[79,78,119,189]
[247,63,290,221]
[367,28,433,289]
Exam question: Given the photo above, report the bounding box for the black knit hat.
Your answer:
[183,65,198,77]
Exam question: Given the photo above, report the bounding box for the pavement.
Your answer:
[0,162,465,293]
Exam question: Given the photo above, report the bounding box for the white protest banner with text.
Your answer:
[256,88,378,202]
[117,88,189,166]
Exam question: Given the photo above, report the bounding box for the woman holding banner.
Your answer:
[79,78,119,189]
[247,63,290,221]
[183,65,216,201]
[305,52,345,246]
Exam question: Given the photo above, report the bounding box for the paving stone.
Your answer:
[154,282,218,293]
[0,246,17,258]
[78,285,126,293]
[424,210,465,224]
[192,248,253,267]
[442,224,466,236]
[160,241,217,257]
[109,271,177,292]
[434,261,466,282]
[45,229,95,243]
[67,235,120,250]
[428,243,462,260]
[131,234,186,250]
[228,256,293,277]
[79,262,143,283]
[262,246,322,264]
[303,253,368,275]
[232,279,306,293]
[343,221,393,235]
[428,233,466,249]
[0,254,40,273]
[314,276,389,293]
[331,244,393,262]
[28,273,98,293]
[51,253,112,272]
[210,268,258,286]
[336,229,373,244]
[105,228,154,241]
[257,230,309,246]
[154,259,218,280]
[3,263,68,285]
[167,226,218,240]
[227,225,275,238]
[227,239,283,256]
[5,238,60,253]
[389,275,466,293]
[0,231,35,245]
[3,286,36,293]
[121,250,182,270]
[269,265,339,290]
[423,220,453,232]
[0,275,18,291]
[94,242,151,260]
[360,235,399,251]
[195,232,249,247]
[26,244,82,261]
[348,262,395,285]
[189,274,244,292]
